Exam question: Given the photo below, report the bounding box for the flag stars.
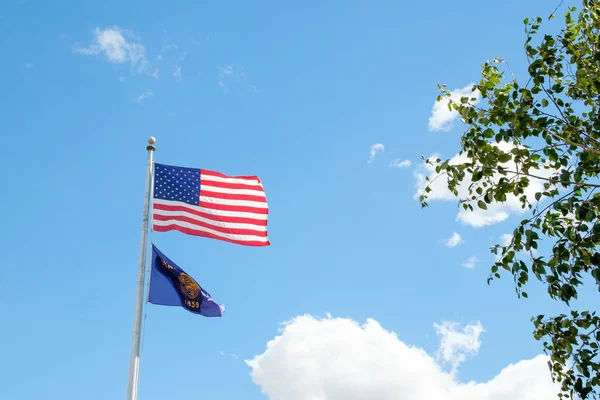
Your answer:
[153,164,200,205]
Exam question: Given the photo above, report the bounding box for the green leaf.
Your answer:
[585,210,595,222]
[425,6,600,398]
[498,153,511,163]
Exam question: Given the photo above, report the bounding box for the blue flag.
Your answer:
[148,244,224,317]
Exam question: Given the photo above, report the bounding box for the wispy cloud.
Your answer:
[135,89,153,103]
[24,62,34,68]
[217,64,246,92]
[173,65,182,81]
[499,233,513,247]
[443,232,463,248]
[461,256,479,269]
[368,143,384,163]
[220,351,239,360]
[428,83,481,132]
[73,26,158,78]
[161,29,178,52]
[119,76,125,82]
[389,158,411,168]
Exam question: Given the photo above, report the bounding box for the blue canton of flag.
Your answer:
[148,244,225,317]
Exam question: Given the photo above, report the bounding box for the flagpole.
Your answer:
[126,136,156,400]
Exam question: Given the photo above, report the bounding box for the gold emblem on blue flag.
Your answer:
[178,273,201,299]
[149,244,225,317]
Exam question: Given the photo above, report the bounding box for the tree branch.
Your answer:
[500,168,600,188]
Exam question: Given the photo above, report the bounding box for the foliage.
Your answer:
[419,1,600,398]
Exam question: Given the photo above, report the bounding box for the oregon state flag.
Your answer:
[148,244,224,317]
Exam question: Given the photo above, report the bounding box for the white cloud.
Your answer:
[500,233,513,247]
[246,315,558,400]
[119,76,125,82]
[496,233,537,261]
[173,65,182,81]
[156,54,164,61]
[461,256,479,269]
[135,89,152,103]
[161,29,178,52]
[217,64,246,91]
[390,158,412,168]
[433,320,484,376]
[414,141,554,228]
[495,233,514,261]
[74,26,158,77]
[428,83,481,132]
[220,351,239,359]
[24,62,33,68]
[368,143,384,163]
[443,232,463,248]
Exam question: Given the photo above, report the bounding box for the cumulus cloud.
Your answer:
[428,83,481,132]
[461,256,479,269]
[414,141,554,228]
[246,315,558,400]
[433,320,484,375]
[390,158,412,168]
[74,26,158,77]
[443,232,463,248]
[368,143,384,163]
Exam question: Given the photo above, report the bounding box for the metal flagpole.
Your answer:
[126,136,156,400]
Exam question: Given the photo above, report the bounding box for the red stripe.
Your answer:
[200,189,266,203]
[153,203,267,226]
[153,213,268,237]
[153,224,270,247]
[200,201,268,214]
[199,179,264,191]
[201,169,260,182]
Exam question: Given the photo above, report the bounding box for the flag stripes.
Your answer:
[151,165,269,246]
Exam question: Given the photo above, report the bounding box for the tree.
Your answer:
[419,1,600,398]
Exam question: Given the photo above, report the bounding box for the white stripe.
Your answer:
[201,174,260,186]
[153,219,269,243]
[153,199,268,221]
[154,209,267,232]
[200,195,268,209]
[201,184,265,197]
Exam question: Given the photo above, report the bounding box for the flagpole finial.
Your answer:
[147,136,156,151]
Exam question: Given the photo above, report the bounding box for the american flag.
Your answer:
[151,163,270,246]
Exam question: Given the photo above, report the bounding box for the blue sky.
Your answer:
[0,1,592,399]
